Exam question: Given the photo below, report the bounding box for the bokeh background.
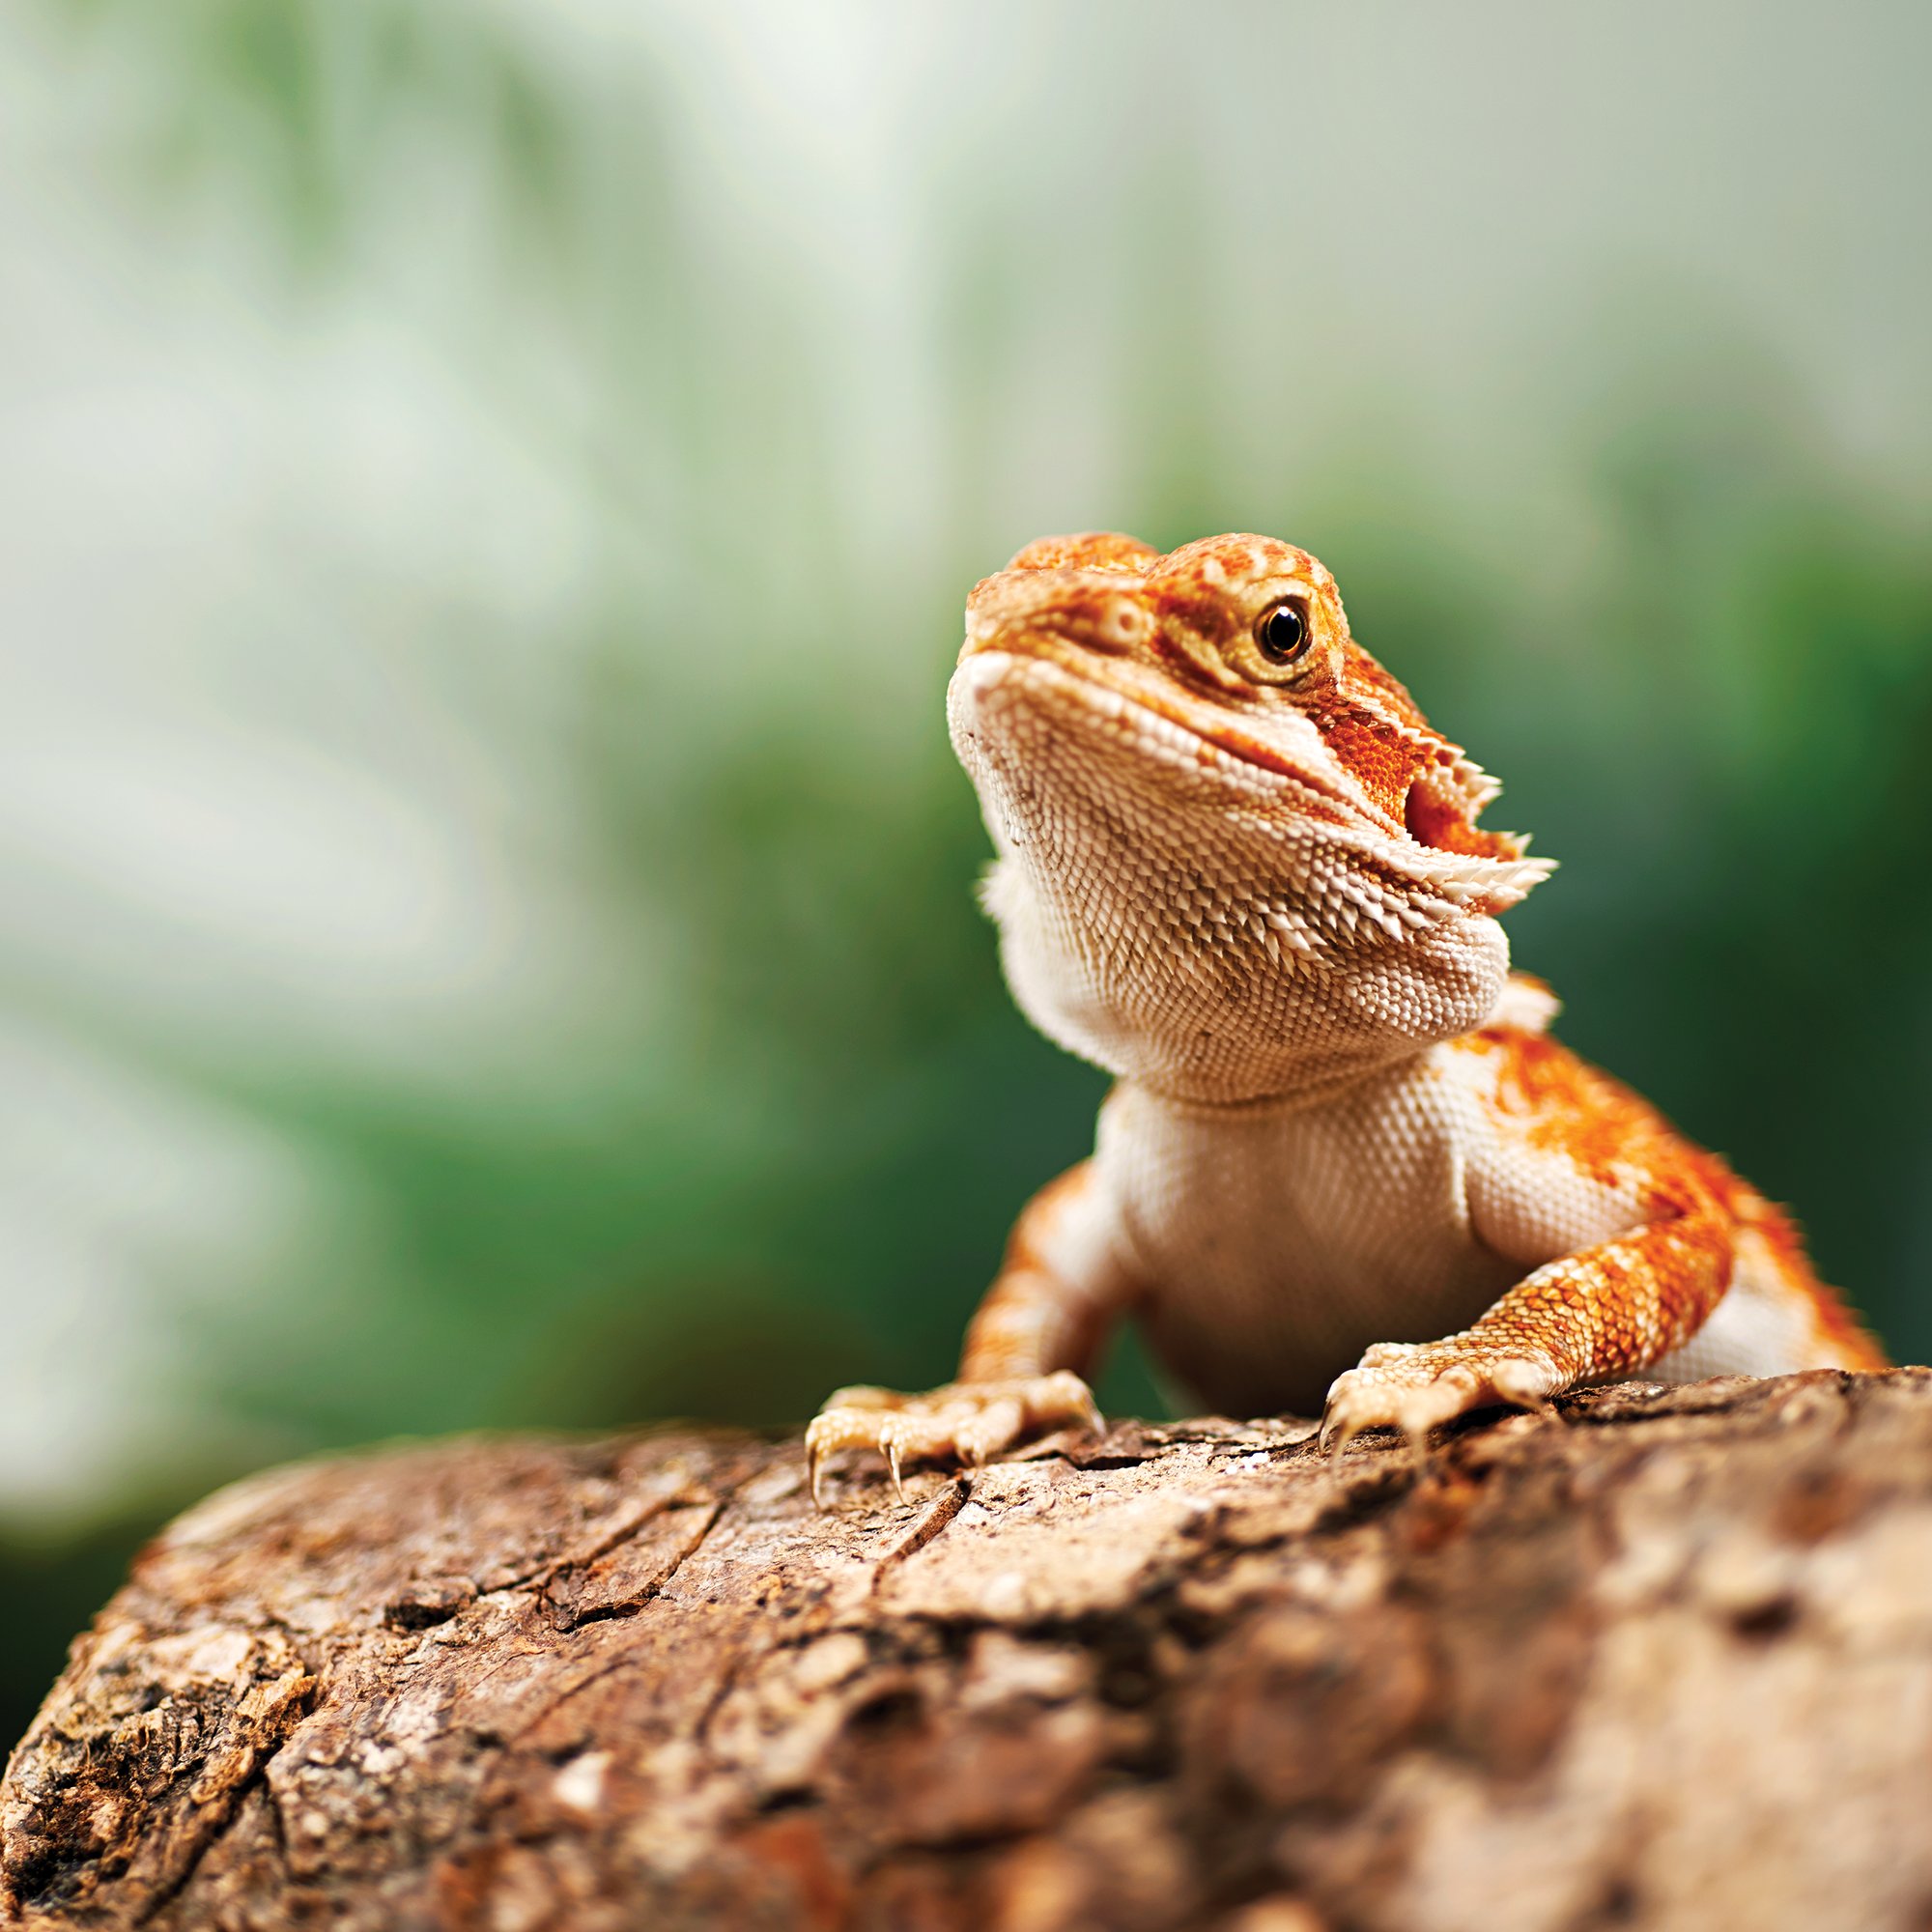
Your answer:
[2,0,1928,1745]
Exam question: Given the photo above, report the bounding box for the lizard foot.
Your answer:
[805,1372,1102,1508]
[1319,1340,1562,1457]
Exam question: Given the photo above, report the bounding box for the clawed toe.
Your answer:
[1486,1356,1559,1409]
[806,1405,894,1507]
[1320,1347,1560,1460]
[805,1373,1104,1509]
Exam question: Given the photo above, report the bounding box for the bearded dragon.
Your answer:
[807,531,1884,1500]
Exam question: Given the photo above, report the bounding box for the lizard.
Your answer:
[806,530,1886,1502]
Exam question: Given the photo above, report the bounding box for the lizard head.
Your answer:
[949,531,1554,1101]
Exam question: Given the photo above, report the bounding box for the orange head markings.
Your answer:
[956,531,1550,921]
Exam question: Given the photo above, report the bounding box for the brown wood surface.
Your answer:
[3,1372,1930,1931]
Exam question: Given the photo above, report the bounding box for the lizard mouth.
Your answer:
[952,643,1554,915]
[953,639,1362,824]
[973,635,1525,861]
[1403,771,1531,864]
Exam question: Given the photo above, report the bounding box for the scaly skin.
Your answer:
[807,532,1885,1501]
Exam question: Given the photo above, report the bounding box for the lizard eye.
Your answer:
[1255,598,1312,667]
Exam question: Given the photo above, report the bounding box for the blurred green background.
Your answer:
[1,0,1928,1747]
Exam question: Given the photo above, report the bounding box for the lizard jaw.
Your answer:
[950,648,1553,920]
[950,644,1357,820]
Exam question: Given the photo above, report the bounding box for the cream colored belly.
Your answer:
[1095,1061,1520,1415]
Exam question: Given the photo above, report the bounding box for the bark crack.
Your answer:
[128,1670,319,1927]
[550,1495,728,1632]
[869,1475,971,1588]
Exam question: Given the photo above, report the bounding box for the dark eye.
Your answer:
[1255,598,1311,666]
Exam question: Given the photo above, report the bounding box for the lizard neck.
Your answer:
[1123,1046,1441,1117]
[984,852,1520,1107]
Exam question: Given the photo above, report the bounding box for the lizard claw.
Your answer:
[805,1371,1103,1509]
[1321,1340,1564,1455]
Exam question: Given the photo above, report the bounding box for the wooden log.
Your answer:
[4,1372,1930,1931]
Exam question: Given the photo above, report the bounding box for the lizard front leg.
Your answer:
[1321,1208,1732,1452]
[807,1161,1130,1505]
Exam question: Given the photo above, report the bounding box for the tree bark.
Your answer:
[3,1372,1930,1932]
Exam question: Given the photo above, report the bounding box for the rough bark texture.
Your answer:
[4,1372,1931,1932]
